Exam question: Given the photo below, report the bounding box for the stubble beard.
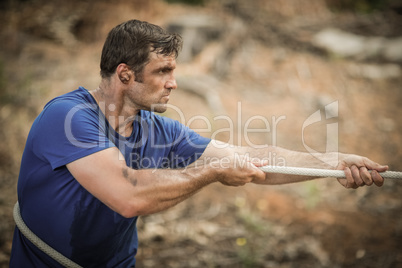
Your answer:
[151,104,167,113]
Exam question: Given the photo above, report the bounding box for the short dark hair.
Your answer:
[100,20,183,81]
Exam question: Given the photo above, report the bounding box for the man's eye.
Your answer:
[159,68,173,74]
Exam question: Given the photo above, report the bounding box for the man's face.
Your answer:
[127,52,177,113]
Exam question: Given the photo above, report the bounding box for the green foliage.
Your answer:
[234,199,272,267]
[303,181,321,210]
[236,244,260,268]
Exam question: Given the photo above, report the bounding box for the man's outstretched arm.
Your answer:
[67,141,387,218]
[195,140,388,188]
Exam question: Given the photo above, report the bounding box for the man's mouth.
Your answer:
[162,95,170,102]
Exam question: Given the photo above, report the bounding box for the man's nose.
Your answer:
[166,76,177,90]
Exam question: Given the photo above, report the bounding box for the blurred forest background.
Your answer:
[0,0,401,267]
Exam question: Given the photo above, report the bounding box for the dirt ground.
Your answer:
[0,0,401,267]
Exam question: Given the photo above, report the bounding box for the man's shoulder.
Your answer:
[44,87,93,109]
[38,87,97,119]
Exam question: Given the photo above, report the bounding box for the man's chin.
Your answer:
[150,104,168,113]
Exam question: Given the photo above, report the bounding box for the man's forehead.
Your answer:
[148,52,176,67]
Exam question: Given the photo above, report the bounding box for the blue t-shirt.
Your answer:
[10,87,210,267]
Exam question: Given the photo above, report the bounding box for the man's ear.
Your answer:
[116,64,134,84]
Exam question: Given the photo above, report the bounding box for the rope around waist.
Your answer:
[13,202,82,268]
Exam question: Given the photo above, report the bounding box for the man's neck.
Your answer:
[90,80,139,137]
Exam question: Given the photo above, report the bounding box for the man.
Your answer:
[10,19,388,267]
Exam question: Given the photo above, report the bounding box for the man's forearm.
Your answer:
[122,164,217,216]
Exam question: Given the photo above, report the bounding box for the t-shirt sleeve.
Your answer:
[161,116,211,168]
[32,100,115,170]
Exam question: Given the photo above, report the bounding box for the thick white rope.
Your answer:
[13,202,82,268]
[259,166,402,179]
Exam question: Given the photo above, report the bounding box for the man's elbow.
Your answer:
[115,199,150,218]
